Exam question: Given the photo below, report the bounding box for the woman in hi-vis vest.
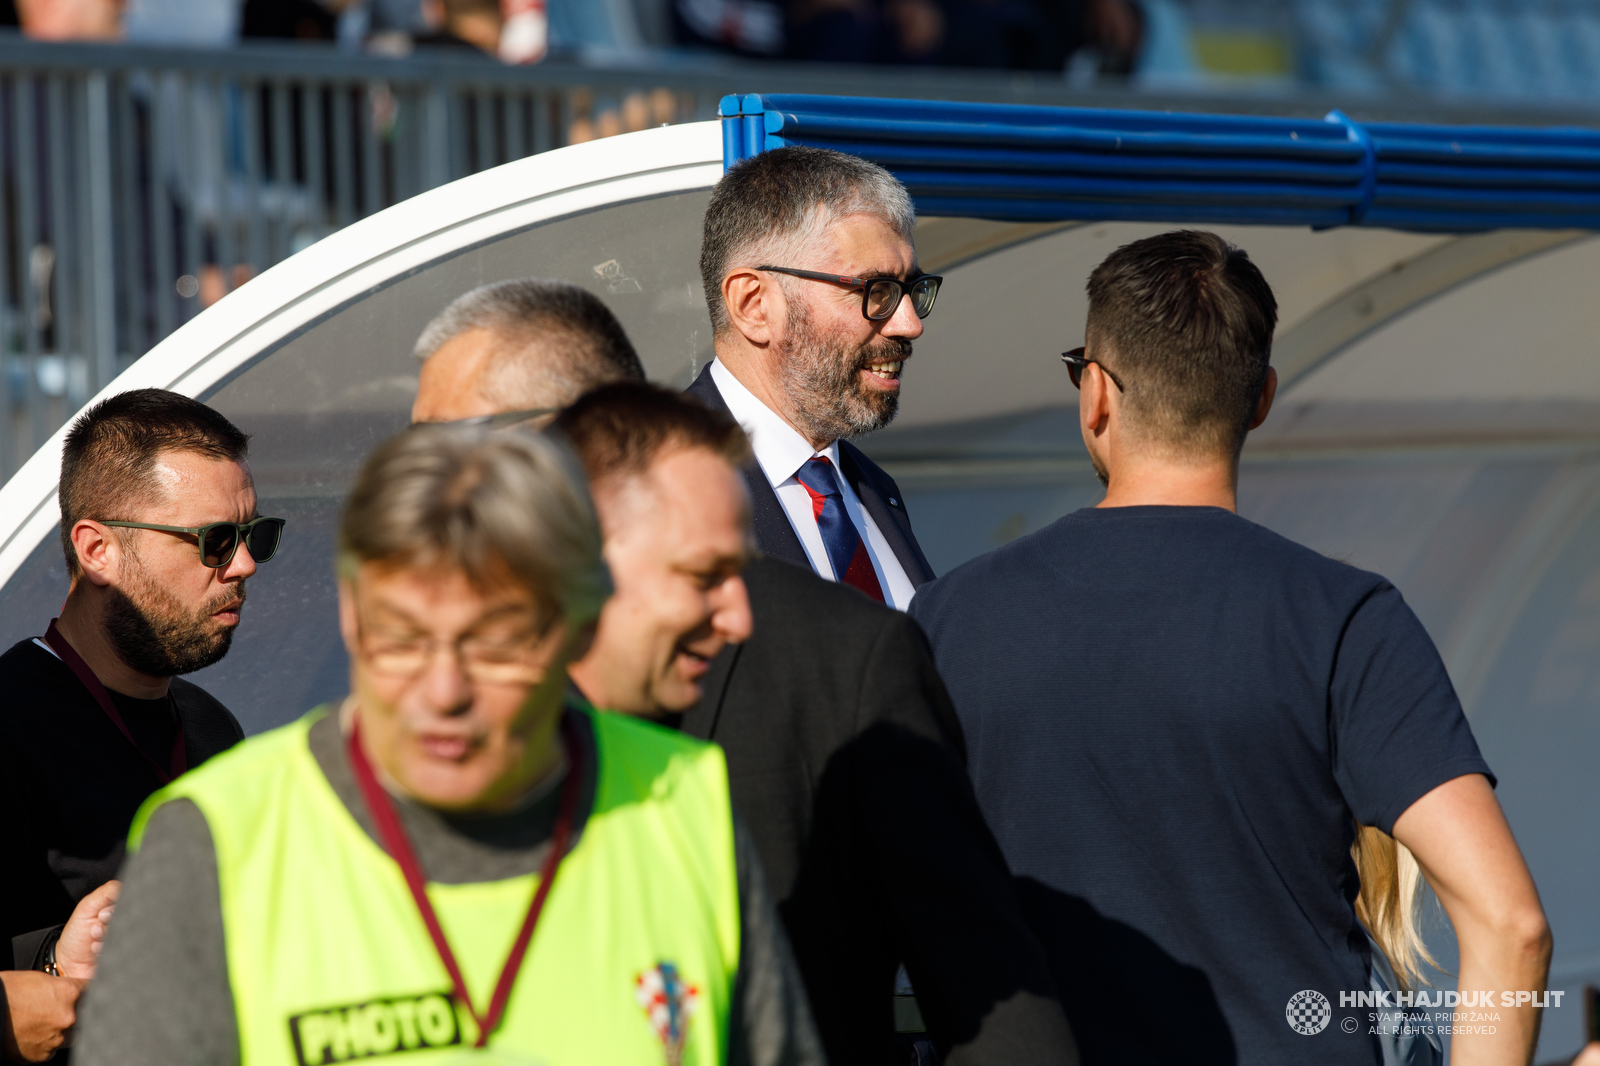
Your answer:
[73,425,823,1066]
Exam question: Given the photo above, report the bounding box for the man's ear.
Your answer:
[1079,361,1117,437]
[1248,366,1279,431]
[721,269,779,346]
[70,521,119,588]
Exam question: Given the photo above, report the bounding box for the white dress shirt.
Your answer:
[710,359,917,611]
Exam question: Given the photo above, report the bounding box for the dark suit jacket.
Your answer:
[686,365,937,587]
[683,557,1078,1066]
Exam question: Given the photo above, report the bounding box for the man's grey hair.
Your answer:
[413,278,645,408]
[699,146,916,335]
[339,424,610,627]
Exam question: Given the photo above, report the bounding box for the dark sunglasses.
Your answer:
[1061,347,1125,391]
[437,407,559,430]
[758,266,943,321]
[100,516,287,568]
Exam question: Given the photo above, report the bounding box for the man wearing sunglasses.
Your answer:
[912,231,1550,1066]
[688,145,939,609]
[1,389,270,1061]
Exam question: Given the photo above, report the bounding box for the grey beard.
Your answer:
[775,298,909,443]
[103,551,243,677]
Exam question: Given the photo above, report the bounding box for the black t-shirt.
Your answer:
[910,506,1492,1066]
[1,638,244,967]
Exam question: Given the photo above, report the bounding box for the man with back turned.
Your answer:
[911,230,1552,1066]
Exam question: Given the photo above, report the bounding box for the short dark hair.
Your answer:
[1085,230,1278,458]
[414,278,644,408]
[552,382,751,488]
[699,145,915,335]
[59,389,251,575]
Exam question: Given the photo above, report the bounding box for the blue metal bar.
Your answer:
[755,93,1352,141]
[725,93,1600,232]
[718,94,742,168]
[911,196,1353,228]
[1324,109,1375,224]
[763,111,1364,160]
[897,170,1359,211]
[1378,161,1600,189]
[789,137,1366,183]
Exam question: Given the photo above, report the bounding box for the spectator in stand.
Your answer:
[13,0,121,38]
[673,0,1141,68]
[911,230,1552,1065]
[411,0,500,53]
[1,390,271,1062]
[240,0,344,40]
[672,0,783,57]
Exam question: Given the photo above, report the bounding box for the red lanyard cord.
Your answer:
[347,715,582,1048]
[44,618,187,785]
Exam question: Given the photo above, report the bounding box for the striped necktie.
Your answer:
[795,456,885,603]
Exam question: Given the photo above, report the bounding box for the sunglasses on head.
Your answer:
[100,516,287,568]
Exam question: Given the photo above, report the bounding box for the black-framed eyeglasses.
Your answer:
[1061,347,1125,392]
[100,517,286,568]
[758,266,943,321]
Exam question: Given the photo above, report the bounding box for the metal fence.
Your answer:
[4,33,1598,481]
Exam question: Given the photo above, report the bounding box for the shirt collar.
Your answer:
[709,359,840,487]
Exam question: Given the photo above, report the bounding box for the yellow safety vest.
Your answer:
[129,705,740,1066]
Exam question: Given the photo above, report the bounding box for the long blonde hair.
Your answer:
[1352,823,1439,992]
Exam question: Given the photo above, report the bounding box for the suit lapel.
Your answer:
[687,365,813,571]
[839,441,936,586]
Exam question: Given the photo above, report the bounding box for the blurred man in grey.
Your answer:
[411,276,1078,1066]
[410,277,644,426]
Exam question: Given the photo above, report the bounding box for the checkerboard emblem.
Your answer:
[636,961,701,1066]
[1286,989,1332,1035]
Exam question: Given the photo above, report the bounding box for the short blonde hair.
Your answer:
[338,425,609,627]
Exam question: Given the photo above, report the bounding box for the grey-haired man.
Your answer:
[411,277,644,427]
[689,145,937,609]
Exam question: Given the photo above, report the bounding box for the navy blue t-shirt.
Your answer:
[910,506,1492,1066]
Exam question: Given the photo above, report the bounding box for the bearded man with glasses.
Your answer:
[689,145,940,609]
[1,389,268,1062]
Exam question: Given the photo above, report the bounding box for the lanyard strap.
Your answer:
[347,715,582,1048]
[44,618,186,785]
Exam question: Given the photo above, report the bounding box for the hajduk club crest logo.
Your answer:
[1286,989,1332,1035]
[635,961,701,1066]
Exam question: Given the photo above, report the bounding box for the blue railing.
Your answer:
[722,93,1600,231]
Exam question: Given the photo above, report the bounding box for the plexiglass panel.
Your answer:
[0,190,711,736]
